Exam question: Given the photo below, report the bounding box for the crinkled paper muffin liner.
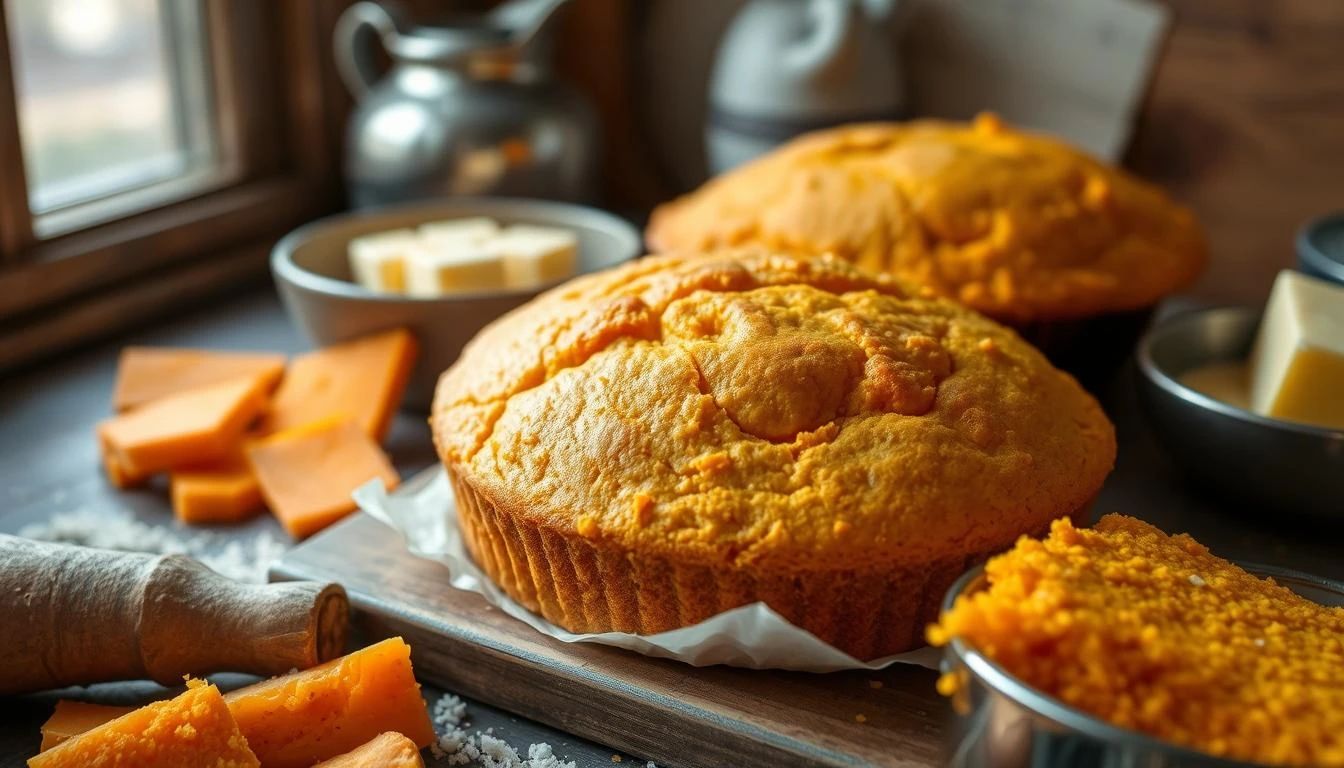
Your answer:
[448,466,1077,661]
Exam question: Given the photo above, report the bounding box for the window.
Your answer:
[0,0,348,368]
[10,0,217,230]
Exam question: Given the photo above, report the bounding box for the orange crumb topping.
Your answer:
[928,514,1344,767]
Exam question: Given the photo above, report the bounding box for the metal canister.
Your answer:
[940,563,1344,768]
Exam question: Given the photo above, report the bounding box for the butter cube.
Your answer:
[404,242,505,296]
[418,217,499,244]
[347,229,417,293]
[1248,270,1344,429]
[494,225,578,289]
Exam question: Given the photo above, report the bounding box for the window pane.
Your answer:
[6,0,214,214]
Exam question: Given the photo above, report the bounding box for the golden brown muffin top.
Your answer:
[647,115,1207,323]
[433,252,1115,570]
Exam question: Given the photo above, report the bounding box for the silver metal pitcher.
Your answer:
[707,0,909,174]
[335,0,599,208]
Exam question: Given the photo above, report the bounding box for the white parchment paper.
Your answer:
[354,467,941,672]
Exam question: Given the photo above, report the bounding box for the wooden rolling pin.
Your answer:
[0,534,349,695]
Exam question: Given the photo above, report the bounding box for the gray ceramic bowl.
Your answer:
[941,561,1344,767]
[1297,211,1344,286]
[271,198,642,410]
[1135,306,1344,521]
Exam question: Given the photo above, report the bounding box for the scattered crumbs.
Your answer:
[478,734,519,768]
[525,742,575,768]
[433,694,469,729]
[1189,574,1206,587]
[18,508,287,583]
[855,714,867,724]
[867,680,883,690]
[611,757,622,763]
[431,694,473,765]
[430,693,575,767]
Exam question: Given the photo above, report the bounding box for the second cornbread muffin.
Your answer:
[432,251,1115,659]
[647,114,1207,327]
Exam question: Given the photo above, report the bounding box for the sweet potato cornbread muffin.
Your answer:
[432,251,1115,658]
[930,515,1344,766]
[647,114,1206,325]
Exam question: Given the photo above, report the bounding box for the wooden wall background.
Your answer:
[1125,0,1344,305]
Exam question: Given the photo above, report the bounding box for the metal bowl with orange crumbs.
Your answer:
[929,514,1344,767]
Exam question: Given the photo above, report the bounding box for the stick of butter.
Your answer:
[1248,270,1344,429]
[347,229,417,293]
[418,217,499,244]
[493,225,579,290]
[404,241,506,297]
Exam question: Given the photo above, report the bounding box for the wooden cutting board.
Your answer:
[271,513,952,768]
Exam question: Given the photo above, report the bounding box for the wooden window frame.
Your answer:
[0,0,353,369]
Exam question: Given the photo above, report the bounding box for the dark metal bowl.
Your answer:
[1297,211,1344,286]
[1134,306,1344,521]
[942,562,1344,768]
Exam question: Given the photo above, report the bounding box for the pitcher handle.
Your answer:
[334,1,403,100]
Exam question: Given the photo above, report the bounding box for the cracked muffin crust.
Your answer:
[646,114,1207,325]
[432,251,1116,658]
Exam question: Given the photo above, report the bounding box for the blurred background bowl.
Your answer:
[271,198,643,410]
[1297,211,1344,287]
[940,561,1344,768]
[1135,306,1344,521]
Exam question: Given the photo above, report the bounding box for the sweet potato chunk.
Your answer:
[113,347,284,413]
[171,449,264,524]
[247,417,399,539]
[99,373,272,477]
[260,328,417,442]
[29,682,258,768]
[224,637,434,768]
[311,731,425,767]
[38,701,133,753]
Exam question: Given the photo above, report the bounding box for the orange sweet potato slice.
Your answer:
[29,682,258,768]
[311,731,425,767]
[260,328,417,442]
[113,347,284,413]
[224,637,434,768]
[246,417,399,539]
[98,373,273,477]
[37,701,133,753]
[170,448,264,524]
